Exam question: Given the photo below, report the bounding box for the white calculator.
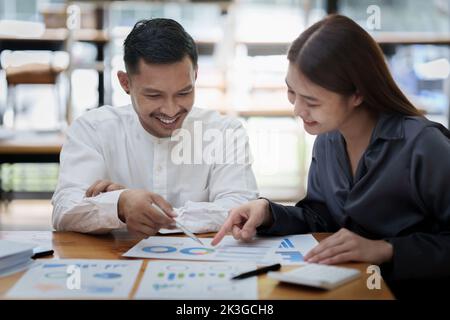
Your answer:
[268,264,361,290]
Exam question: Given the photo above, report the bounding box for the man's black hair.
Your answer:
[124,18,198,74]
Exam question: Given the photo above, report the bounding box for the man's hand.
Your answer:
[118,189,177,238]
[211,199,273,246]
[86,180,126,197]
[304,228,394,265]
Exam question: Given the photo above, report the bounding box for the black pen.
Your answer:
[32,249,54,259]
[231,263,281,280]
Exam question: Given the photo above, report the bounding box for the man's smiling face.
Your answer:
[118,55,197,138]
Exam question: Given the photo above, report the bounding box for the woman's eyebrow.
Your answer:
[285,79,319,101]
[300,94,319,102]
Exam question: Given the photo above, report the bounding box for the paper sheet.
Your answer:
[7,259,142,299]
[263,234,319,265]
[123,236,281,263]
[123,234,318,265]
[135,261,258,300]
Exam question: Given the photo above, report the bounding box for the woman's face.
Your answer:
[286,62,362,135]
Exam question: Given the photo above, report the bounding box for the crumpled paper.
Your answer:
[160,201,229,234]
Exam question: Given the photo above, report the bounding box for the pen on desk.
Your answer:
[231,263,281,280]
[32,249,54,259]
[151,203,205,246]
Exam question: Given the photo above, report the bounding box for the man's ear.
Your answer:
[117,71,130,94]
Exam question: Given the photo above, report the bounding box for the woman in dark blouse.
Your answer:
[212,15,450,298]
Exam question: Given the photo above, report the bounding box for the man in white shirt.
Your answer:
[52,18,258,237]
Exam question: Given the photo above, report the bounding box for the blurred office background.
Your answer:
[0,0,449,230]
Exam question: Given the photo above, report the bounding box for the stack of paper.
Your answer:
[0,240,36,277]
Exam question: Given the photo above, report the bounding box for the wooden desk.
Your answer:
[0,231,394,300]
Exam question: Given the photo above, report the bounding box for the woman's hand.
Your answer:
[304,228,393,265]
[211,199,273,246]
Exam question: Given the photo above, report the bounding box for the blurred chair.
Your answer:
[4,61,67,129]
[0,19,71,130]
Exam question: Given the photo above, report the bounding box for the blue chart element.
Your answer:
[86,286,114,293]
[42,264,67,268]
[153,283,183,291]
[279,239,295,249]
[142,246,177,253]
[189,273,196,278]
[180,247,214,255]
[275,251,304,262]
[168,273,176,281]
[44,271,69,279]
[94,272,122,279]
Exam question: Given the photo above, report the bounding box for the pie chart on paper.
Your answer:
[179,247,215,255]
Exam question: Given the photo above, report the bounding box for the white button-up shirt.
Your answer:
[52,105,259,234]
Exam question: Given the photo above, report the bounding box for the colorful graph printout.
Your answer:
[135,261,257,299]
[124,234,318,265]
[123,236,281,263]
[7,259,142,299]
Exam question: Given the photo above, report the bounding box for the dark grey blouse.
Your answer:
[259,113,450,290]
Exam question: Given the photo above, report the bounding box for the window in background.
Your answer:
[226,0,326,200]
[389,45,450,126]
[340,0,450,127]
[0,0,327,202]
[5,1,449,203]
[242,116,312,201]
[108,1,227,110]
[339,0,450,32]
[0,0,68,198]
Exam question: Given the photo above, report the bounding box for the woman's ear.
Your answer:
[117,71,130,94]
[350,91,364,108]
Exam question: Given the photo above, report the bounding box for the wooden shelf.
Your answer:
[372,32,450,45]
[237,109,293,117]
[221,108,294,117]
[234,32,450,47]
[0,28,109,44]
[73,61,105,71]
[0,131,64,155]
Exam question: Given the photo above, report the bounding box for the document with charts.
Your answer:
[123,236,280,263]
[7,259,142,299]
[123,234,318,265]
[135,261,258,299]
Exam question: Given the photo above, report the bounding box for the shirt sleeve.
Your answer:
[51,116,127,234]
[382,126,450,281]
[258,137,339,236]
[174,119,259,232]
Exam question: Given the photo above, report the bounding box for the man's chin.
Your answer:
[145,122,184,138]
[139,111,189,138]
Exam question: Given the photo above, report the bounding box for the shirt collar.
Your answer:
[327,113,405,143]
[370,113,405,142]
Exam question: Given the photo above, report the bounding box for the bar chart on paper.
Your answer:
[135,261,258,299]
[263,235,319,265]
